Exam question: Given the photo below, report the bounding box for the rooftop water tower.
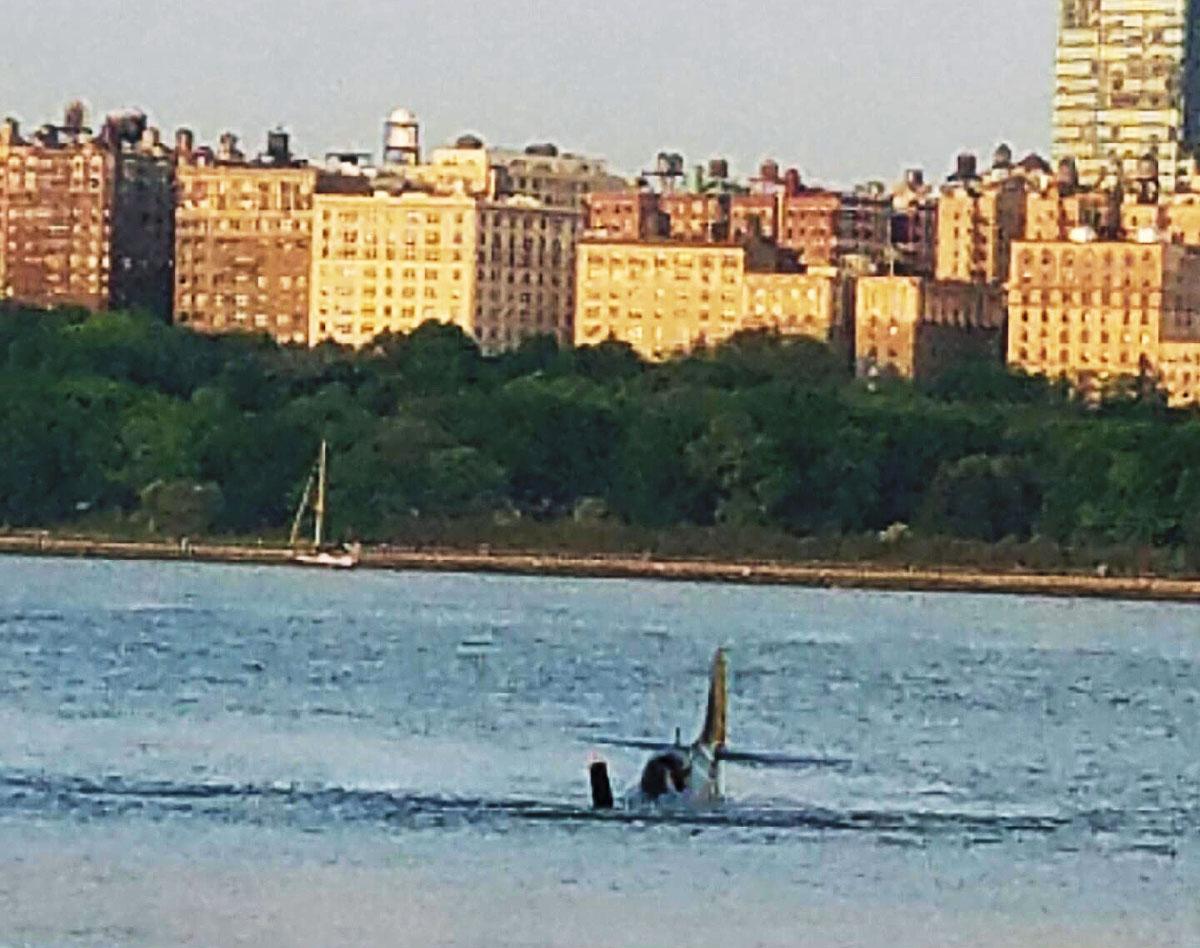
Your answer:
[383,107,420,167]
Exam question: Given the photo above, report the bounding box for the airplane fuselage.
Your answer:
[627,742,722,808]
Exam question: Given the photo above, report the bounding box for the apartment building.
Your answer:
[1025,185,1119,242]
[1054,0,1200,192]
[173,131,317,345]
[889,169,938,277]
[659,192,729,242]
[587,169,891,274]
[310,187,578,351]
[386,136,624,210]
[855,276,1006,380]
[0,105,173,314]
[1007,237,1200,404]
[574,238,848,360]
[584,190,665,240]
[729,193,780,243]
[1118,156,1200,243]
[384,136,499,199]
[489,144,626,210]
[935,151,1032,285]
[111,125,175,316]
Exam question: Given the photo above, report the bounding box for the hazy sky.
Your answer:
[2,0,1055,186]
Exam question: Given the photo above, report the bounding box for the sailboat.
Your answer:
[289,439,360,569]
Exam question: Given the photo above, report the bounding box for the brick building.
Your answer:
[855,276,1006,380]
[1006,237,1200,404]
[310,187,578,352]
[0,104,173,315]
[575,236,850,360]
[173,130,316,345]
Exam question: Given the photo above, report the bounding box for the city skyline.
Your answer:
[2,0,1054,186]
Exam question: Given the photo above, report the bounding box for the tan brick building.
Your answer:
[0,106,174,315]
[889,169,938,277]
[489,145,626,211]
[574,238,849,360]
[855,276,1006,379]
[387,138,624,211]
[1007,237,1200,404]
[310,188,578,352]
[936,158,1028,285]
[779,189,891,270]
[384,138,498,200]
[1120,191,1200,246]
[1025,186,1117,241]
[173,132,316,345]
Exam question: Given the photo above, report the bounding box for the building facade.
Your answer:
[936,155,1029,285]
[1007,237,1200,403]
[0,106,174,315]
[855,276,1006,379]
[489,145,626,210]
[386,138,625,211]
[174,133,316,345]
[777,189,891,271]
[574,238,848,360]
[659,192,730,242]
[310,189,578,352]
[584,190,665,240]
[889,169,938,276]
[1053,0,1200,192]
[0,117,114,310]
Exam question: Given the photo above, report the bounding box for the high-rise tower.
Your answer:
[1053,1,1200,193]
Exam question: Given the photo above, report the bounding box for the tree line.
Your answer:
[3,305,1200,570]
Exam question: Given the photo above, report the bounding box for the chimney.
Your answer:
[784,167,802,197]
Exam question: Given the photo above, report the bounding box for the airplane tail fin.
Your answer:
[696,647,727,750]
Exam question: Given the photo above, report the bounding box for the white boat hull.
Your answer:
[292,551,359,569]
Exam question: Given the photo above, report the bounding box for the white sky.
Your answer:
[1,0,1056,187]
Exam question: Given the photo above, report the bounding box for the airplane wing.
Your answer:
[589,736,671,752]
[714,748,852,769]
[588,737,850,769]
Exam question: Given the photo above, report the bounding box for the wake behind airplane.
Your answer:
[588,648,842,810]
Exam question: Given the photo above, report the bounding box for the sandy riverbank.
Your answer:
[3,531,1200,603]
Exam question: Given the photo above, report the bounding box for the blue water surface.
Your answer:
[0,556,1197,946]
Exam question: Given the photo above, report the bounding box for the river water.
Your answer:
[0,556,1197,946]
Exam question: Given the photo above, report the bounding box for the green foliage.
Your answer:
[139,479,224,536]
[6,304,1200,569]
[917,454,1041,542]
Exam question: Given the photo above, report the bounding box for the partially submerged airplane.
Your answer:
[588,647,832,810]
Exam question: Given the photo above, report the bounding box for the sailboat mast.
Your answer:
[289,471,315,548]
[314,438,328,548]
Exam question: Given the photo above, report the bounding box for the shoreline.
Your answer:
[3,533,1200,604]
